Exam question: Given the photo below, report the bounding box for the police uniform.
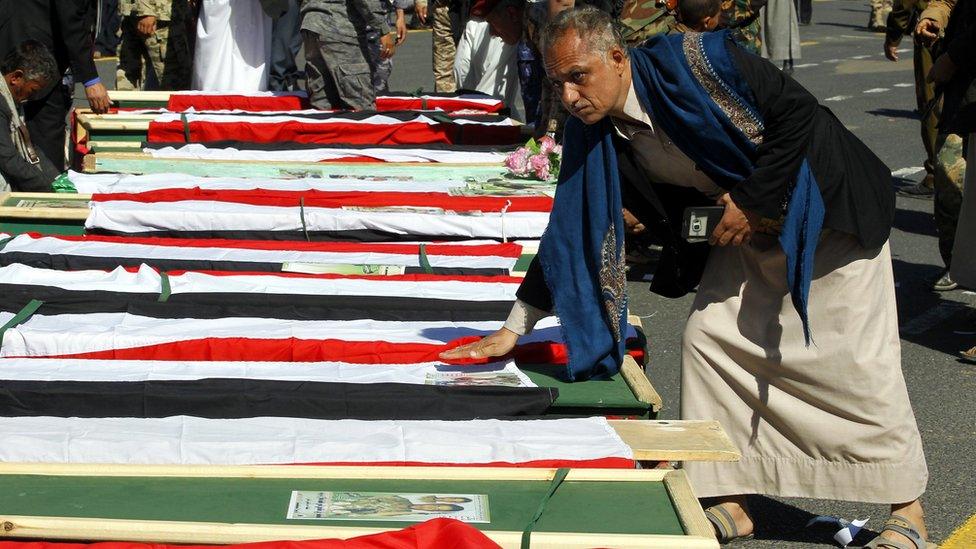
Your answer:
[301,0,392,110]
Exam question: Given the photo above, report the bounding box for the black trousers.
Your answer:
[794,0,812,24]
[23,81,72,171]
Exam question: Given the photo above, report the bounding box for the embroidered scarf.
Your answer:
[539,30,824,380]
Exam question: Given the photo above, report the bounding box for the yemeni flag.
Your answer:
[146,111,521,146]
[0,234,523,275]
[0,357,562,420]
[164,90,506,114]
[85,189,552,241]
[0,264,523,321]
[116,141,513,166]
[0,414,633,468]
[0,518,504,549]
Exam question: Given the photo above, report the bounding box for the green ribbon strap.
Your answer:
[520,468,570,549]
[158,272,171,302]
[0,299,44,349]
[418,243,434,274]
[181,113,191,143]
[299,197,310,242]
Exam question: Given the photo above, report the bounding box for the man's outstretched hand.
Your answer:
[439,328,519,361]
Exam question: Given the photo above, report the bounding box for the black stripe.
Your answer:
[0,379,557,419]
[0,251,509,277]
[86,229,530,243]
[0,288,514,321]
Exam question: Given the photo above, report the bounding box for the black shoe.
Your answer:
[933,271,958,291]
[896,182,935,198]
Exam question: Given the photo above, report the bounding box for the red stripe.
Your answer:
[165,94,503,114]
[147,120,520,147]
[26,338,567,364]
[23,233,524,258]
[91,189,553,213]
[288,457,634,468]
[0,518,501,549]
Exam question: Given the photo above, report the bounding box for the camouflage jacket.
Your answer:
[619,0,763,53]
[301,0,392,37]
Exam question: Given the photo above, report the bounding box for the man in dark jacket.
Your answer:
[0,40,61,191]
[0,0,110,171]
[444,8,932,548]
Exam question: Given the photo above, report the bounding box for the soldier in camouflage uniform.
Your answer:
[416,0,457,92]
[868,0,893,31]
[116,0,193,90]
[301,0,396,110]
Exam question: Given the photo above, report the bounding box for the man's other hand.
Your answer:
[86,82,111,113]
[439,328,519,361]
[914,18,940,47]
[137,15,158,37]
[710,193,759,246]
[396,11,408,45]
[883,40,899,61]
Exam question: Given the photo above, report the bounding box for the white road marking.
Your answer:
[825,95,852,102]
[892,166,924,177]
[850,54,871,59]
[793,63,819,68]
[893,83,914,88]
[824,58,843,63]
[863,88,890,93]
[900,302,969,335]
[896,48,911,53]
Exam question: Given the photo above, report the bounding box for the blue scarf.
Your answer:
[540,31,825,381]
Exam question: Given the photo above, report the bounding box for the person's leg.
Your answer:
[301,30,340,110]
[145,12,193,91]
[302,30,375,111]
[23,81,71,172]
[431,0,456,92]
[933,133,967,277]
[116,15,147,90]
[916,41,938,188]
[268,0,302,91]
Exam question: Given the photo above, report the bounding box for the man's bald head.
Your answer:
[540,7,627,61]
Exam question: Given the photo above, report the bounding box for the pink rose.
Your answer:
[552,144,562,156]
[505,147,531,176]
[530,153,551,180]
[539,135,556,155]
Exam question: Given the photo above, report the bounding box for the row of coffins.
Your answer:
[0,91,731,548]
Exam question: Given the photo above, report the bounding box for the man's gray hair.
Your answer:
[540,6,627,59]
[1,40,58,86]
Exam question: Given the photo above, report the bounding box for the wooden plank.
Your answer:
[620,355,662,412]
[0,192,90,220]
[609,420,740,462]
[664,470,716,543]
[0,516,716,548]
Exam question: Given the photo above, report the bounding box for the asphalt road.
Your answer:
[86,2,975,544]
[393,2,976,546]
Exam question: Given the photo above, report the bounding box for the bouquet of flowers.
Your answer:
[504,135,562,181]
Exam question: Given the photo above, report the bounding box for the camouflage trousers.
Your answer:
[868,0,892,29]
[116,15,193,90]
[366,29,393,94]
[432,0,456,93]
[934,133,967,267]
[302,29,375,111]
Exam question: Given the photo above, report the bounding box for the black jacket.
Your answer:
[937,0,976,134]
[0,0,99,84]
[0,98,58,191]
[517,41,895,309]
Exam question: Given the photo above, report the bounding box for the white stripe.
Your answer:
[0,264,162,293]
[0,263,520,301]
[69,170,514,194]
[0,416,631,465]
[849,54,871,59]
[863,88,890,94]
[792,63,819,68]
[0,358,535,386]
[86,200,551,240]
[156,112,518,127]
[893,83,914,88]
[144,145,508,165]
[0,314,637,359]
[171,90,308,97]
[0,234,520,271]
[824,95,852,102]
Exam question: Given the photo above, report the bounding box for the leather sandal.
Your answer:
[705,504,754,544]
[861,514,938,549]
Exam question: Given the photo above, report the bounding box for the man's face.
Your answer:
[544,31,627,125]
[4,70,46,103]
[486,6,523,45]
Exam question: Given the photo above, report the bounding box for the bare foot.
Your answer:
[880,500,929,547]
[706,495,755,540]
